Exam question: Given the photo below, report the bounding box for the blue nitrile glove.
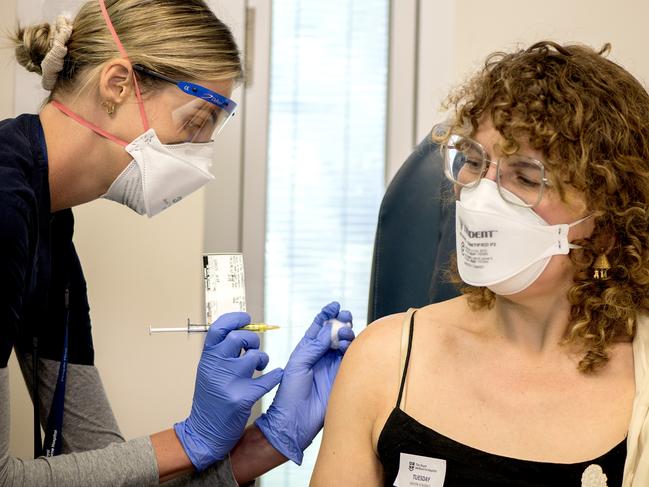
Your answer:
[174,312,283,471]
[255,302,355,464]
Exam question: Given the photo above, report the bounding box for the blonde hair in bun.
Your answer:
[10,0,242,99]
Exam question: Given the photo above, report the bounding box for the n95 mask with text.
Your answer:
[102,129,215,217]
[455,179,587,295]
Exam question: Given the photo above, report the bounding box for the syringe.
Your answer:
[149,319,280,335]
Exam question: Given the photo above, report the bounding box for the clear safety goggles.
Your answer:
[133,64,238,143]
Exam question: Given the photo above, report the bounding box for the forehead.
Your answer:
[199,79,235,99]
[151,77,235,100]
[472,118,545,162]
[473,120,589,209]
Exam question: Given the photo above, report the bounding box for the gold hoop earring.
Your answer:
[592,253,611,280]
[102,101,116,116]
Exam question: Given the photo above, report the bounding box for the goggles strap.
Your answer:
[52,100,130,148]
[97,0,150,132]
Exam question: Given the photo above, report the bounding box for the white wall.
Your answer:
[416,0,649,141]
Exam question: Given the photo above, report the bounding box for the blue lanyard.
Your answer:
[42,288,70,457]
[33,123,69,458]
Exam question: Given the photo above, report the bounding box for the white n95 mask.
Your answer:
[51,101,217,218]
[102,129,215,217]
[455,179,588,295]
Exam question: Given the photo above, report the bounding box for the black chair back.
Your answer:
[367,134,460,323]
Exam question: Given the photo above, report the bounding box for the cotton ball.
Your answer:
[326,318,352,350]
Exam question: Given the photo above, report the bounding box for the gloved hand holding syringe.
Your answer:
[145,255,355,470]
[149,319,281,334]
[149,318,352,349]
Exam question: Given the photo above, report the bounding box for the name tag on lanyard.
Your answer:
[394,453,447,487]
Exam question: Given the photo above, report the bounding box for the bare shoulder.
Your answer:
[417,295,492,340]
[348,295,479,371]
[339,311,408,391]
[353,311,408,353]
[340,297,477,415]
[332,310,424,422]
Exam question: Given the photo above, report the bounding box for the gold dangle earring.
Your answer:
[102,101,116,116]
[592,251,611,280]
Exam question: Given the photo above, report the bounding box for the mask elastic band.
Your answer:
[97,0,150,132]
[567,214,594,250]
[52,100,130,148]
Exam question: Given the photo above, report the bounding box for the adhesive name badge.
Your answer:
[394,453,446,487]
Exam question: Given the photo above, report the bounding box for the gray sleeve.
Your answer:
[6,357,240,486]
[15,352,124,453]
[161,460,239,487]
[0,366,158,486]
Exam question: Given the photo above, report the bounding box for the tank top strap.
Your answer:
[396,308,417,410]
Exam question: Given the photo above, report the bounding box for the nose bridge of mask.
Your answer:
[459,180,548,225]
[127,130,215,173]
[461,179,592,235]
[162,140,215,174]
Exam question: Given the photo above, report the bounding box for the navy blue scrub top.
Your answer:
[0,114,94,368]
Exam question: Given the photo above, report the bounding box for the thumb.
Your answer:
[306,302,341,339]
[292,322,334,369]
[251,367,284,398]
[205,312,251,347]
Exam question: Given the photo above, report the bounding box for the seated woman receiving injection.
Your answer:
[311,41,649,487]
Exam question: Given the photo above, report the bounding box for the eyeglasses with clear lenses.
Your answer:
[441,133,550,208]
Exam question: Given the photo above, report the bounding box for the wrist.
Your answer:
[255,412,307,465]
[173,420,224,472]
[230,425,288,483]
[151,428,194,483]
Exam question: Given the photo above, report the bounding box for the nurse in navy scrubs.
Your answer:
[0,1,354,485]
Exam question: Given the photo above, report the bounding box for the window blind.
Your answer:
[262,0,389,484]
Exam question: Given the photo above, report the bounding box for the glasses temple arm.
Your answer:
[132,64,179,85]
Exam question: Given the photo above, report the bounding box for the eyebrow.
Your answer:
[507,158,541,168]
[186,105,219,126]
[488,141,544,163]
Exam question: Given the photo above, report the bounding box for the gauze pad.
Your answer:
[326,318,352,350]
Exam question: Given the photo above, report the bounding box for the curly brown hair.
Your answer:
[434,41,649,373]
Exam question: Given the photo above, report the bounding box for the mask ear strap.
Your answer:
[570,214,594,227]
[97,0,150,132]
[567,214,594,250]
[52,100,130,147]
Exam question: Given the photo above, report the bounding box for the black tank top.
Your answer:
[377,310,627,487]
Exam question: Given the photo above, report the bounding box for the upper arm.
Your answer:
[310,315,404,486]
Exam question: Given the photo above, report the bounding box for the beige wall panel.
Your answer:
[1,0,36,461]
[451,0,649,100]
[72,196,205,440]
[0,0,15,118]
[416,0,649,133]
